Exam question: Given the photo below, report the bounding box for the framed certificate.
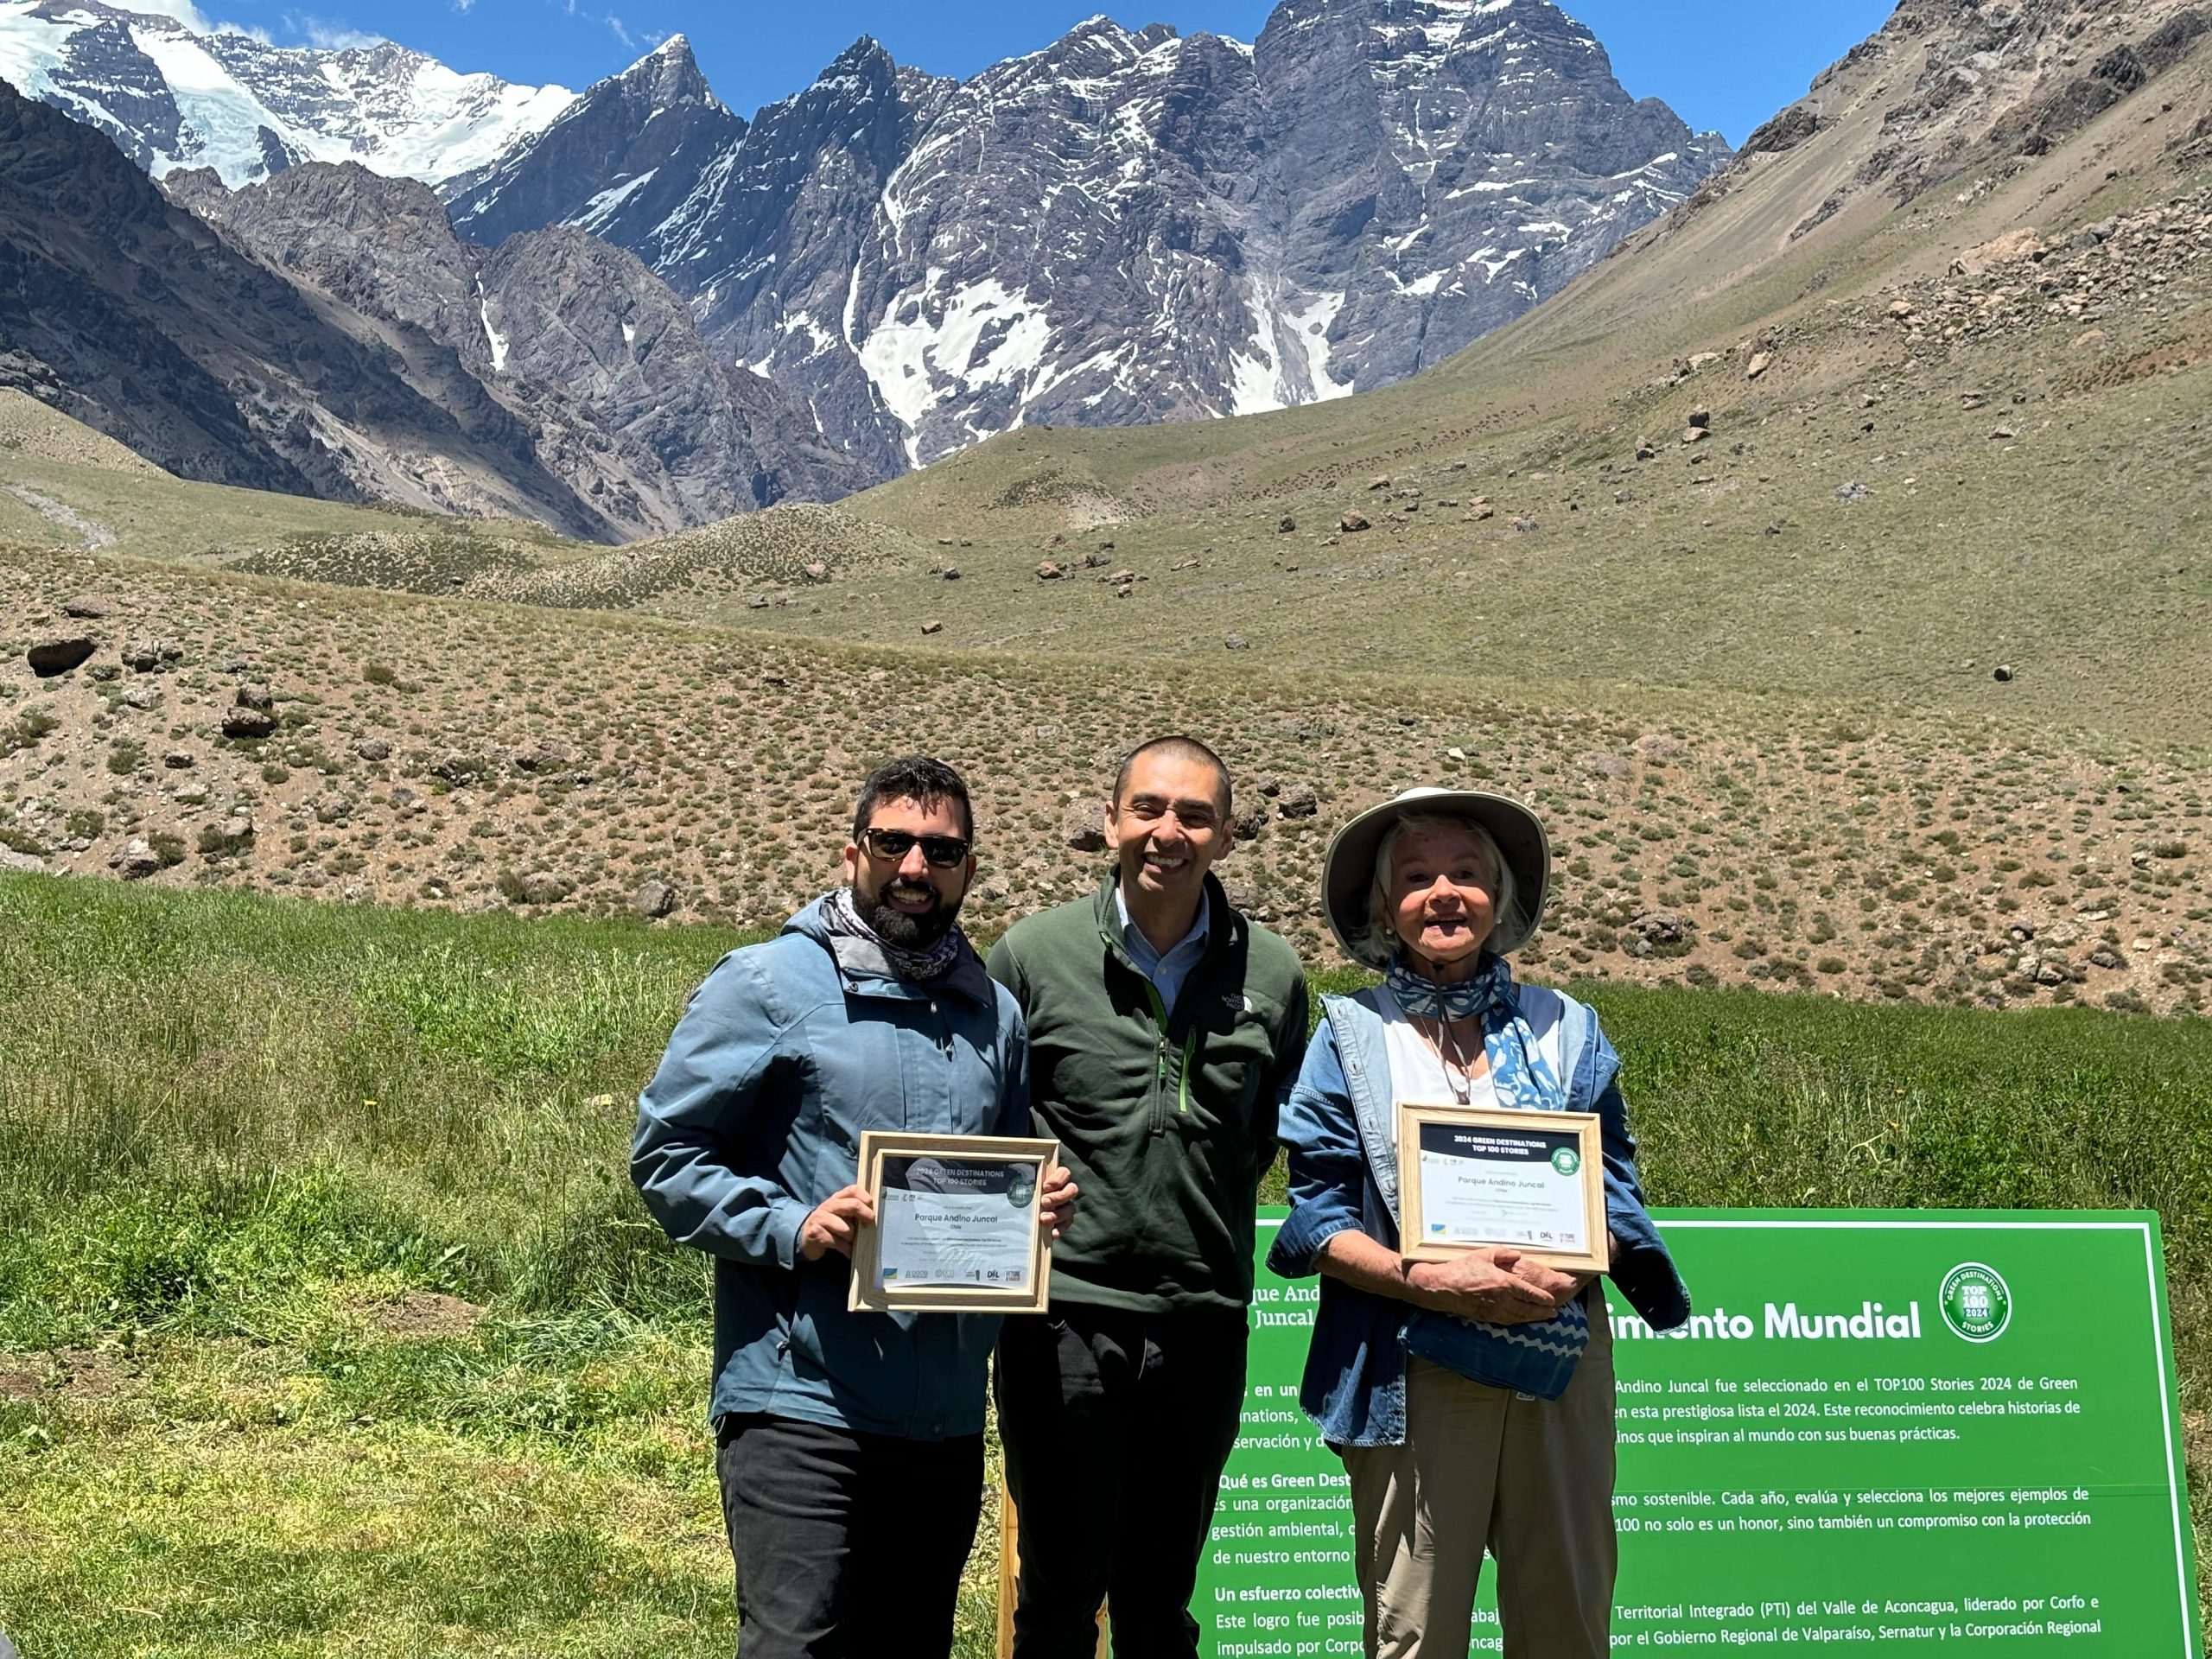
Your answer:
[1396,1105,1609,1274]
[849,1131,1059,1315]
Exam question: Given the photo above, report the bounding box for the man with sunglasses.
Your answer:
[987,735,1309,1658]
[633,754,1074,1659]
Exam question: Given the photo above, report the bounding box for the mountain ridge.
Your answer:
[441,0,1730,476]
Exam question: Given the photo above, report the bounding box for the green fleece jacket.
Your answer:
[986,871,1309,1314]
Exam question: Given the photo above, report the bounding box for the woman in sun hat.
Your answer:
[1267,787,1690,1659]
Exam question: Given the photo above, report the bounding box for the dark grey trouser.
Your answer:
[716,1411,984,1659]
[996,1304,1249,1659]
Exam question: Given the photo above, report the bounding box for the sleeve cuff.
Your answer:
[1269,1209,1362,1280]
[765,1196,810,1271]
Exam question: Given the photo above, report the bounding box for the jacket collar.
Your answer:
[1090,866,1239,970]
[785,894,995,1006]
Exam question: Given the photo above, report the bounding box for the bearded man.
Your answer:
[633,754,1075,1659]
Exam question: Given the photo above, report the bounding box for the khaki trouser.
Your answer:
[1339,1296,1617,1658]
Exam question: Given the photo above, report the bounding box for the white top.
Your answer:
[1374,982,1501,1110]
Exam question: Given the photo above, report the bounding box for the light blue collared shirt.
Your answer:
[1115,882,1211,1014]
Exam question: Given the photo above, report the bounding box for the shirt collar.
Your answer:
[1114,880,1210,960]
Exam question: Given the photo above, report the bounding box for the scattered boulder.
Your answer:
[1062,800,1109,853]
[162,750,195,771]
[634,879,677,919]
[1624,912,1696,957]
[1277,515,1296,534]
[121,683,162,711]
[800,562,830,583]
[1688,407,1711,430]
[221,705,277,740]
[60,597,110,620]
[518,871,572,906]
[1036,562,1065,581]
[942,567,962,582]
[1993,664,2016,683]
[1951,228,2044,277]
[26,635,97,677]
[1367,475,1392,492]
[1338,512,1371,533]
[110,838,164,880]
[1681,425,1709,446]
[1510,516,1541,533]
[1745,352,1773,380]
[1276,782,1320,819]
[430,753,490,784]
[1635,441,1656,461]
[920,620,944,635]
[0,847,45,874]
[354,738,392,763]
[1835,481,1870,503]
[121,638,182,673]
[236,683,275,713]
[2089,944,2127,970]
[1230,805,1268,842]
[1224,633,1249,652]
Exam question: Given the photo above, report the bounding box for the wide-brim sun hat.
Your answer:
[1321,787,1551,969]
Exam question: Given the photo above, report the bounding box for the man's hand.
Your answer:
[1038,1164,1078,1241]
[799,1185,876,1262]
[1407,1247,1583,1325]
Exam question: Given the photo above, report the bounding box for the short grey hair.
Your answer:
[1366,810,1523,963]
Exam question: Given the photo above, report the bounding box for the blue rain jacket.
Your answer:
[632,898,1029,1440]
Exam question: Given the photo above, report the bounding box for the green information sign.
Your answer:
[1200,1211,2201,1656]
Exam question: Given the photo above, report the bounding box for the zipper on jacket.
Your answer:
[1105,925,1198,1128]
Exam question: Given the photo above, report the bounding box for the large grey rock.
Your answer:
[26,634,97,677]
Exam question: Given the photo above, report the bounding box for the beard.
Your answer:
[862,879,960,948]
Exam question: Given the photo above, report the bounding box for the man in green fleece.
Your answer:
[988,734,1309,1658]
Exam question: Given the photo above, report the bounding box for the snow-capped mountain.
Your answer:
[0,0,571,185]
[448,2,1730,472]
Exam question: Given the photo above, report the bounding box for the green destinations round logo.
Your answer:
[1939,1262,2012,1343]
[1006,1172,1036,1210]
[1550,1147,1581,1177]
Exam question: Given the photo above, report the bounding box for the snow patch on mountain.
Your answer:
[0,0,572,185]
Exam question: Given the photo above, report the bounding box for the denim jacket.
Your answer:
[632,898,1029,1441]
[1267,985,1689,1446]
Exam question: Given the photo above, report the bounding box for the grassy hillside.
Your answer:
[0,874,2203,1656]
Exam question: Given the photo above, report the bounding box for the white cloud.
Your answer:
[451,0,477,11]
[606,14,632,47]
[279,12,390,48]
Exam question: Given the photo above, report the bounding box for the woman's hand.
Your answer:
[1406,1248,1582,1325]
[1038,1164,1078,1241]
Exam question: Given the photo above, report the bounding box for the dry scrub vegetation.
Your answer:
[4,549,2208,1017]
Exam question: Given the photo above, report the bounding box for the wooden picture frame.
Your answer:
[849,1131,1059,1315]
[1395,1104,1609,1274]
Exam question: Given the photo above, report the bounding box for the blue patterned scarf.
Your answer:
[1391,950,1592,1399]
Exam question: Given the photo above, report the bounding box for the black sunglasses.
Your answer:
[858,828,971,868]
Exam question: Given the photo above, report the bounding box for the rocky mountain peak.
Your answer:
[0,0,573,185]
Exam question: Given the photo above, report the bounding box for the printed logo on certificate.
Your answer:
[1395,1104,1609,1274]
[849,1131,1058,1314]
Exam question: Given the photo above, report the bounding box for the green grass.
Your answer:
[0,874,2205,1654]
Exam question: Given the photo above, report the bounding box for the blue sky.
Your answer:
[201,0,1897,146]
